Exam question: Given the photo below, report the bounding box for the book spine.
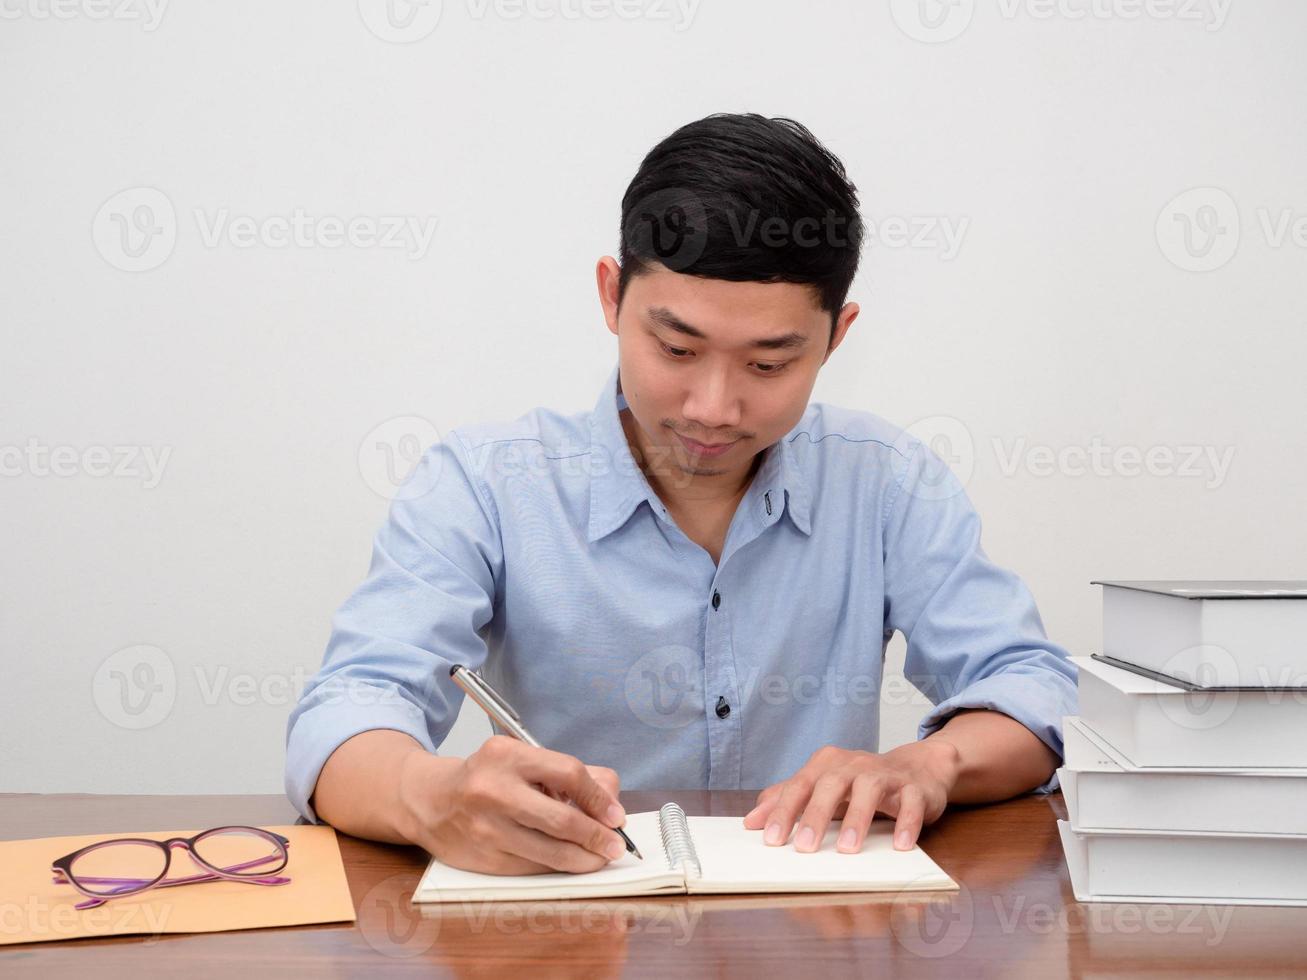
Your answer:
[658,802,702,877]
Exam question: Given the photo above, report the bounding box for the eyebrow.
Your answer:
[646,306,810,351]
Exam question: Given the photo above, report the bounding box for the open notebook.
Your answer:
[413,803,958,902]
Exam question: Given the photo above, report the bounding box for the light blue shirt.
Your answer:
[285,363,1077,821]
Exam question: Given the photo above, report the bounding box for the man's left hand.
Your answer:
[742,741,961,853]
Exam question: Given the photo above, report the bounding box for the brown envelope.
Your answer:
[0,824,355,946]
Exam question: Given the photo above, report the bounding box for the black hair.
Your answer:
[618,113,863,343]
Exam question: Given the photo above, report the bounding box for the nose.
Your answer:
[682,365,741,432]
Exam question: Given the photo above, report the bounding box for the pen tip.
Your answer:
[616,826,642,860]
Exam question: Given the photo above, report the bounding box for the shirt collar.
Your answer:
[586,362,812,543]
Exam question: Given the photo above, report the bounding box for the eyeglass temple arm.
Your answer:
[59,870,292,911]
[57,867,292,911]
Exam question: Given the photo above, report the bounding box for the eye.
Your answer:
[752,361,790,376]
[660,342,692,358]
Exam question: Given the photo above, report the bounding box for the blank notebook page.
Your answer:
[414,810,682,901]
[685,817,957,894]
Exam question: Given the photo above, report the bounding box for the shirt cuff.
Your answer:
[284,680,437,823]
[915,668,1076,796]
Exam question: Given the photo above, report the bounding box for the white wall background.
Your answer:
[3,0,1304,794]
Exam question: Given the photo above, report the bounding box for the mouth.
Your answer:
[675,432,739,458]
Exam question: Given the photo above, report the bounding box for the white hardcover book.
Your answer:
[1094,580,1307,687]
[1061,713,1124,771]
[1059,717,1307,835]
[1072,655,1307,768]
[1058,820,1307,906]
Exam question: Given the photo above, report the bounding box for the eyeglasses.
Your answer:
[51,825,292,910]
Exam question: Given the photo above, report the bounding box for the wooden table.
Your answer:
[2,790,1303,977]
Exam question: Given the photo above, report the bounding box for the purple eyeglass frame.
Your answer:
[51,825,292,911]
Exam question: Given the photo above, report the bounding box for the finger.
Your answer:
[493,815,616,874]
[515,747,626,829]
[480,737,567,804]
[793,772,853,853]
[892,784,927,850]
[836,772,881,853]
[452,829,557,876]
[585,765,621,805]
[761,774,817,847]
[533,781,565,803]
[505,785,627,862]
[462,847,553,876]
[743,785,782,829]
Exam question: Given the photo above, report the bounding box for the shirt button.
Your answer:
[715,696,730,719]
[711,591,721,610]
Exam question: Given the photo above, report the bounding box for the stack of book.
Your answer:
[1058,580,1307,906]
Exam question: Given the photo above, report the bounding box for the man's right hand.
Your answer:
[398,734,629,875]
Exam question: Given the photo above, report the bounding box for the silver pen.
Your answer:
[449,665,642,860]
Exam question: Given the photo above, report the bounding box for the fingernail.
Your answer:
[796,827,816,852]
[764,823,782,845]
[838,828,858,851]
[606,838,625,860]
[606,804,625,826]
[895,831,911,849]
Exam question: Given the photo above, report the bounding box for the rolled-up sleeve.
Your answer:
[881,438,1078,795]
[284,431,503,822]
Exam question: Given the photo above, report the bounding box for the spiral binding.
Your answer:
[657,802,702,877]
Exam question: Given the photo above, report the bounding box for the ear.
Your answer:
[596,256,622,338]
[823,302,860,364]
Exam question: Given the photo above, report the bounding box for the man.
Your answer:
[285,113,1077,876]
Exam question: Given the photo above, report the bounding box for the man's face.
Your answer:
[599,260,857,489]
